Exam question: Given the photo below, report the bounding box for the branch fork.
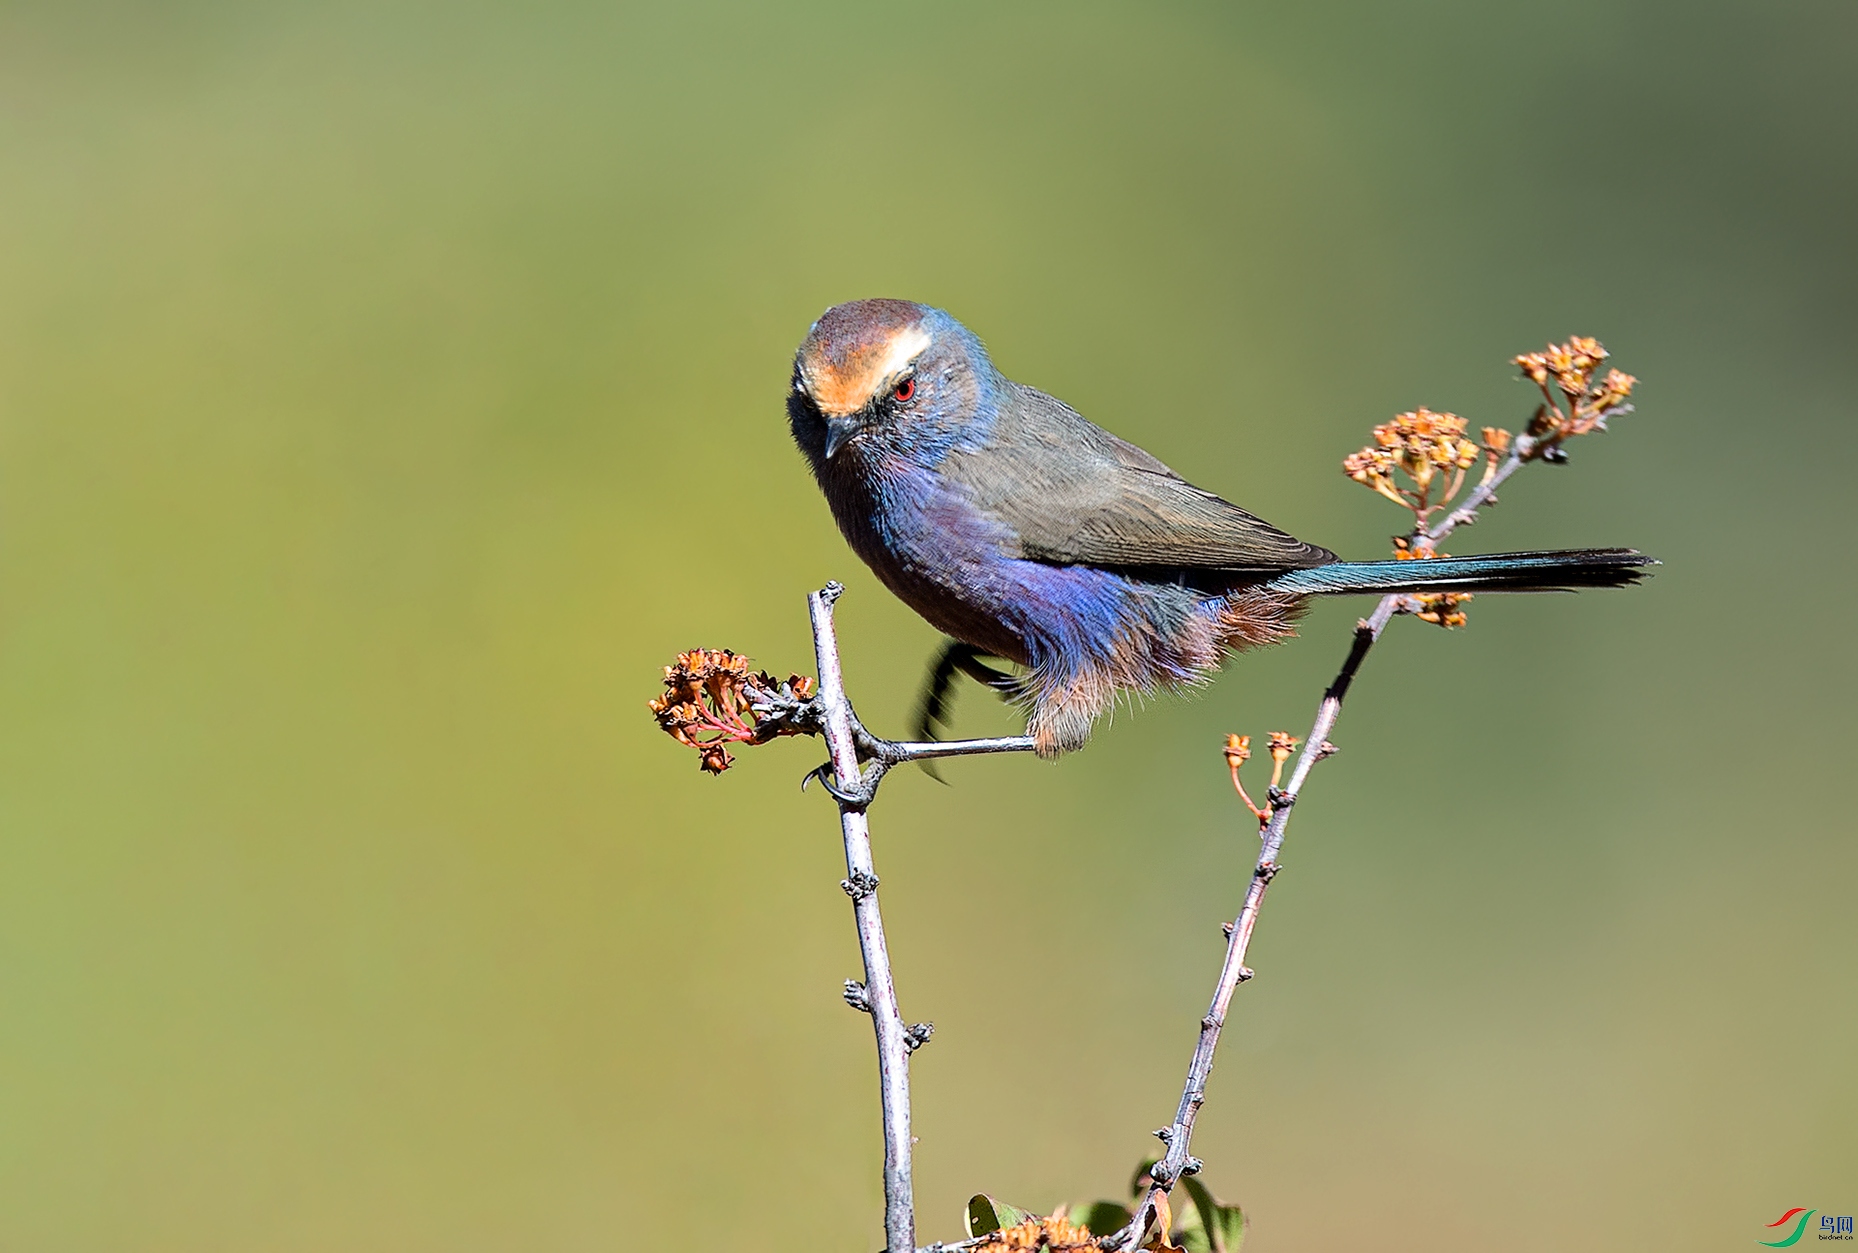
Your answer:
[800,682,1034,809]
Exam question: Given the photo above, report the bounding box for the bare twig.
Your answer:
[1111,431,1566,1250]
[1414,432,1535,556]
[806,582,1037,1252]
[809,582,921,1253]
[1117,625,1371,1248]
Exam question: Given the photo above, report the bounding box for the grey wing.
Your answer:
[944,383,1336,575]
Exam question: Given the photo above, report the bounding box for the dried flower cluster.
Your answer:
[1342,408,1493,523]
[1340,336,1636,629]
[1224,731,1301,826]
[648,649,816,774]
[972,1214,1100,1253]
[1513,336,1636,458]
[1410,592,1470,628]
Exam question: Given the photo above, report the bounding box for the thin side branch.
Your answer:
[882,736,1037,763]
[1113,433,1546,1250]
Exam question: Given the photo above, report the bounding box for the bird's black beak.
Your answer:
[822,415,861,460]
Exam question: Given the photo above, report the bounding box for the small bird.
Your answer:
[788,299,1650,757]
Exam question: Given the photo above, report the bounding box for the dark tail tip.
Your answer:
[1497,547,1660,591]
[1268,547,1659,596]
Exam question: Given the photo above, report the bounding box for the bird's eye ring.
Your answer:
[894,378,915,403]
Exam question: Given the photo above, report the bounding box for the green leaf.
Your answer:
[1069,1201,1134,1238]
[1170,1192,1208,1253]
[1178,1177,1246,1253]
[965,1195,1037,1238]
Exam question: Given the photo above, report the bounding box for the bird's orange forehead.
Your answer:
[798,301,932,417]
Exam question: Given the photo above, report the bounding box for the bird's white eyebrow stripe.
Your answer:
[871,326,930,384]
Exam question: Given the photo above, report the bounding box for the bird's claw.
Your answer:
[797,702,903,808]
[802,759,891,809]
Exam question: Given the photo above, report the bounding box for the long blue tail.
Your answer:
[1266,548,1655,596]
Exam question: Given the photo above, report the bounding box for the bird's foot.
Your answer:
[803,758,892,810]
[846,709,910,766]
[794,701,907,809]
[801,703,1037,806]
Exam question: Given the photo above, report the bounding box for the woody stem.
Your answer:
[1117,440,1554,1250]
[806,584,1039,1252]
[809,582,920,1253]
[1117,622,1376,1249]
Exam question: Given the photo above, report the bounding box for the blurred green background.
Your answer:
[1,1,1852,1249]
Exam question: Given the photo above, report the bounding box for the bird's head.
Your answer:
[788,299,995,468]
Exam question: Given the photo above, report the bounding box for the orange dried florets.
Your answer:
[1412,592,1472,629]
[648,648,815,774]
[1339,337,1639,636]
[1518,336,1635,451]
[973,1214,1099,1252]
[1342,409,1484,519]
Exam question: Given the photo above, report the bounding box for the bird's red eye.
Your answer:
[894,378,915,403]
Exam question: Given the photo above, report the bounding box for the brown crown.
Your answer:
[796,299,932,417]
